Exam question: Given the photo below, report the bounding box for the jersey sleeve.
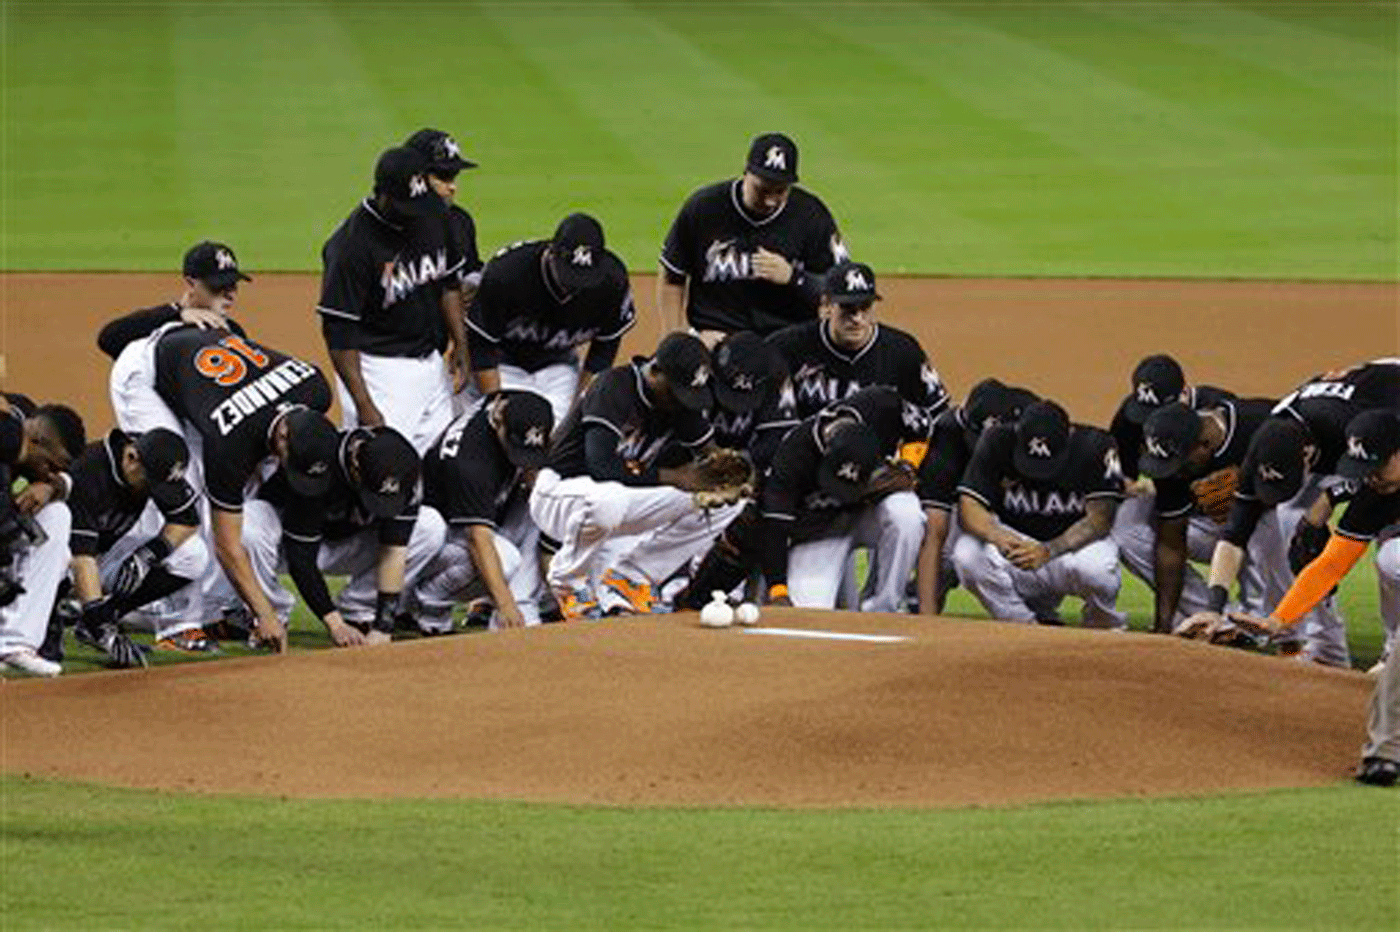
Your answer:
[0,407,22,467]
[317,233,374,323]
[957,428,1009,509]
[917,428,968,512]
[1152,476,1195,519]
[97,305,181,359]
[1336,487,1400,542]
[1084,432,1127,500]
[465,263,506,344]
[151,480,200,527]
[65,474,101,557]
[659,196,698,277]
[202,448,250,513]
[446,460,506,529]
[905,345,950,421]
[674,409,715,450]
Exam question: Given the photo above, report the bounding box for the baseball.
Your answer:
[734,602,761,626]
[699,591,735,628]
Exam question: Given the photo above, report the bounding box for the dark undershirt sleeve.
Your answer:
[758,516,793,586]
[284,537,336,619]
[97,306,181,359]
[321,314,363,352]
[582,335,623,374]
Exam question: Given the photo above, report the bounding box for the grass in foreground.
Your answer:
[1,775,1394,931]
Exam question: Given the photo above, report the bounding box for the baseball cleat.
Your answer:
[599,570,656,615]
[553,586,601,622]
[155,627,220,654]
[0,647,62,678]
[1356,757,1398,787]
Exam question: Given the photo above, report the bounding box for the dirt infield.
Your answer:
[0,272,1392,807]
[0,612,1373,807]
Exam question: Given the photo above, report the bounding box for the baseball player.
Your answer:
[658,132,847,344]
[152,325,340,652]
[529,332,721,620]
[1106,354,1255,626]
[597,331,784,614]
[0,394,86,677]
[915,378,1039,614]
[211,426,445,646]
[1180,359,1400,666]
[1134,397,1278,633]
[955,400,1128,628]
[464,212,636,424]
[103,241,253,435]
[1191,410,1400,786]
[403,127,483,301]
[674,385,929,612]
[318,145,466,453]
[413,390,554,630]
[64,427,208,663]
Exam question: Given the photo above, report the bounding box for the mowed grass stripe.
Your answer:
[1,776,1393,930]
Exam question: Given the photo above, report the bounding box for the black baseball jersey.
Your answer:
[1152,398,1275,524]
[959,423,1125,541]
[765,321,949,427]
[661,179,845,335]
[67,430,199,557]
[97,303,246,360]
[424,402,522,529]
[916,407,978,512]
[153,326,332,512]
[548,361,713,483]
[0,398,24,467]
[317,199,465,357]
[1269,359,1400,479]
[467,240,635,373]
[1110,385,1236,480]
[1335,485,1400,543]
[448,204,483,289]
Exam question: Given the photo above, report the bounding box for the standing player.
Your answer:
[1179,359,1400,666]
[219,426,445,646]
[0,395,85,677]
[317,145,466,453]
[915,378,1039,615]
[414,390,554,630]
[955,400,1128,628]
[403,127,483,303]
[464,213,636,423]
[65,428,209,661]
[1133,398,1276,633]
[153,326,340,652]
[658,132,847,344]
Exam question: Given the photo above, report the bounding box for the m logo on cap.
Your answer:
[845,269,870,293]
[691,366,710,388]
[379,476,400,496]
[524,426,546,448]
[168,462,186,483]
[836,461,860,483]
[571,245,593,267]
[215,249,236,270]
[732,373,755,392]
[1028,437,1052,458]
[1348,435,1373,461]
[1258,463,1284,482]
[409,175,428,197]
[1144,437,1171,459]
[307,461,329,476]
[443,136,461,159]
[764,145,787,171]
[1136,382,1159,405]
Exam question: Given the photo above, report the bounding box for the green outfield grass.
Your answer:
[2,1,1395,278]
[1,774,1395,931]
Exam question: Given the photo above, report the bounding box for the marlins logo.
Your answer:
[214,249,236,270]
[1027,437,1053,458]
[167,462,187,483]
[378,476,400,496]
[1347,435,1373,462]
[1144,436,1171,460]
[691,366,710,388]
[702,239,752,282]
[571,245,593,267]
[835,461,861,483]
[764,145,787,172]
[1258,463,1285,483]
[408,174,428,198]
[524,426,547,448]
[1135,382,1159,405]
[845,269,869,293]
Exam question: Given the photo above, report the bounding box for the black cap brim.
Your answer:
[671,383,714,412]
[1335,455,1381,482]
[831,292,882,306]
[747,165,797,185]
[504,443,550,471]
[1121,398,1158,426]
[204,270,252,289]
[1255,474,1302,507]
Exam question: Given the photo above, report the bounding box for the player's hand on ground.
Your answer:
[751,247,794,285]
[323,614,368,648]
[1224,611,1281,643]
[179,306,228,330]
[1174,611,1223,640]
[364,629,392,646]
[14,480,56,516]
[496,603,526,630]
[251,614,288,653]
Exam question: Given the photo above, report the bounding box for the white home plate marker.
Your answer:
[740,627,909,644]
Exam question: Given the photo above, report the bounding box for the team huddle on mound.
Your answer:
[1,130,1396,785]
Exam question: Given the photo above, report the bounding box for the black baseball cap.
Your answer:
[1014,400,1072,482]
[1247,416,1310,506]
[746,132,799,184]
[1123,354,1186,425]
[713,331,781,414]
[1337,409,1400,481]
[817,421,882,504]
[961,378,1039,437]
[355,428,419,518]
[281,407,339,497]
[653,331,714,412]
[132,428,190,497]
[550,212,608,291]
[373,146,443,219]
[497,390,555,469]
[1139,402,1204,479]
[182,241,252,290]
[825,260,881,306]
[403,127,476,174]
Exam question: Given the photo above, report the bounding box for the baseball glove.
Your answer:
[1189,466,1239,527]
[865,458,919,499]
[691,449,754,508]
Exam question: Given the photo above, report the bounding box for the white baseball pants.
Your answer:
[0,503,71,654]
[953,533,1127,629]
[787,491,926,613]
[1253,478,1349,666]
[414,503,545,631]
[337,353,454,455]
[455,362,579,427]
[95,501,209,640]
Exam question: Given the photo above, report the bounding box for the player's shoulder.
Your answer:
[875,323,925,355]
[767,320,820,351]
[783,185,836,221]
[678,179,734,212]
[484,238,547,271]
[67,434,116,488]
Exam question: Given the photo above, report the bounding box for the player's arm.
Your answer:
[1033,498,1119,570]
[465,524,526,628]
[319,244,383,427]
[464,278,503,396]
[1152,515,1189,633]
[579,286,636,405]
[70,554,102,603]
[657,265,688,334]
[324,319,384,428]
[440,286,470,394]
[210,507,287,652]
[281,532,367,648]
[915,506,951,615]
[957,493,1025,553]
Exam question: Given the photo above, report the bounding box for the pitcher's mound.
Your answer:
[0,611,1371,808]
